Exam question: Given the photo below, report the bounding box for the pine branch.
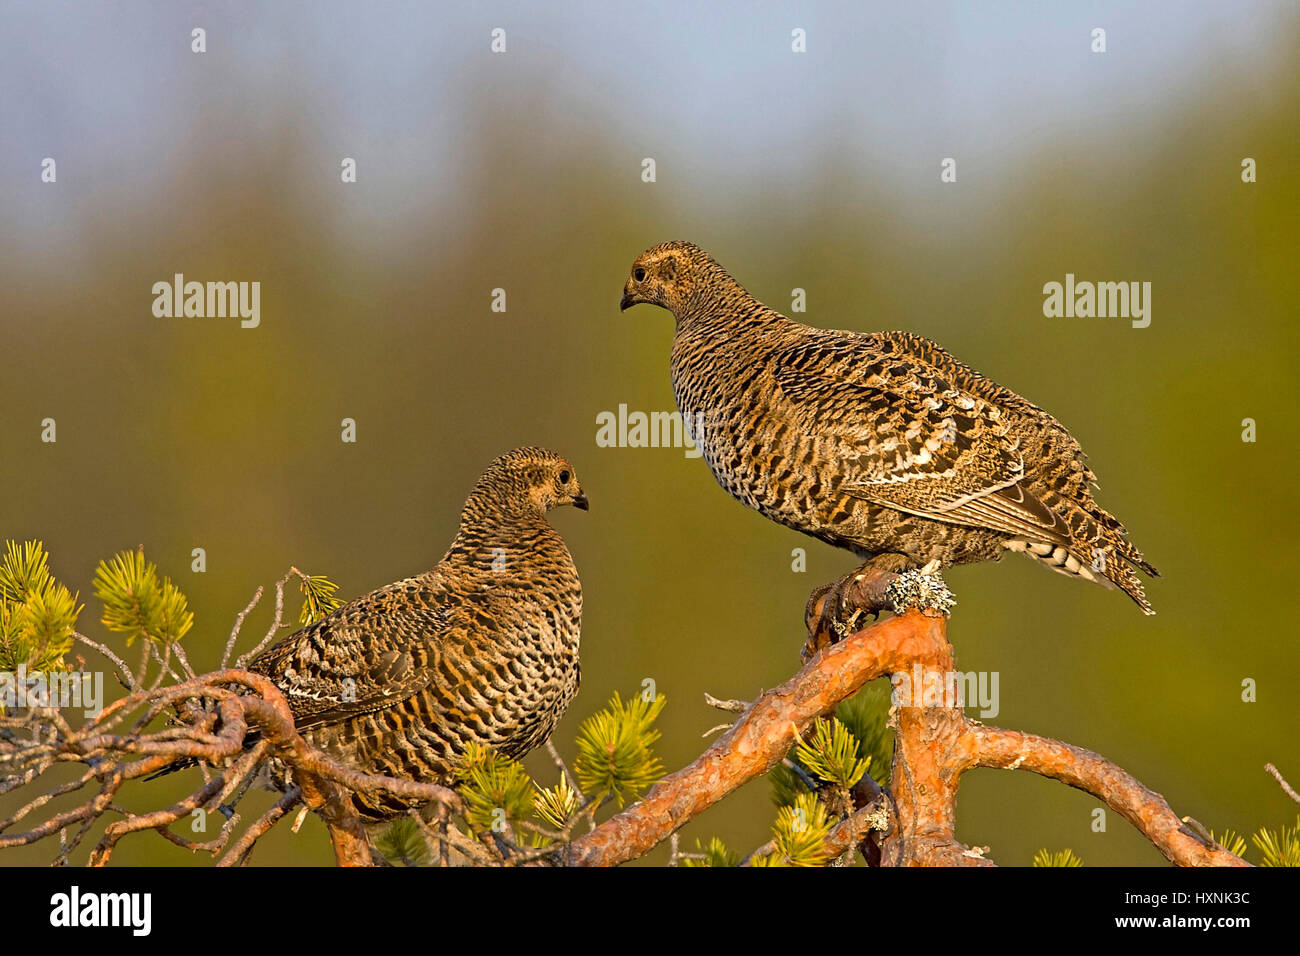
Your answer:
[563,568,1250,867]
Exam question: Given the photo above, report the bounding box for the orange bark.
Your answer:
[568,599,1249,867]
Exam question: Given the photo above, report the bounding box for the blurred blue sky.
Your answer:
[2,0,1294,250]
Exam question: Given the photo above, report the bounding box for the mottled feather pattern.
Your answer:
[250,446,585,821]
[625,241,1158,613]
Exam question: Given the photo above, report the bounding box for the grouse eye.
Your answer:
[633,267,646,282]
[558,469,570,484]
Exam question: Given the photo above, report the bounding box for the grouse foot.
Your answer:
[884,561,956,618]
[805,573,873,641]
[803,557,911,660]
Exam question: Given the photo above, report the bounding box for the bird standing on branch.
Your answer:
[249,446,588,821]
[620,241,1158,637]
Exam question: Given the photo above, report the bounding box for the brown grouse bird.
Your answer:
[620,241,1158,629]
[249,447,587,821]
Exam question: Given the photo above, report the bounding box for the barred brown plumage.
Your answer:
[249,446,587,822]
[621,241,1158,623]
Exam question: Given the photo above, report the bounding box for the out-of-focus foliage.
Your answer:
[374,816,433,867]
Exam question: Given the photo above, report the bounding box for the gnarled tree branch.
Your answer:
[2,567,1252,867]
[567,572,1249,867]
[1,667,461,866]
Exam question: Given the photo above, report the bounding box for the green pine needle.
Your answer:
[0,540,53,604]
[92,547,192,646]
[683,836,738,867]
[1252,816,1300,867]
[833,684,895,785]
[374,816,433,867]
[297,572,344,626]
[1032,847,1084,867]
[454,742,536,834]
[794,716,871,790]
[773,684,893,807]
[765,792,833,866]
[534,771,582,830]
[574,691,666,807]
[1209,827,1249,858]
[0,540,82,672]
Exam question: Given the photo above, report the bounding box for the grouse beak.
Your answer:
[573,492,590,511]
[620,277,639,312]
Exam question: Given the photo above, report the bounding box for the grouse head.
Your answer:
[620,241,731,317]
[464,447,589,527]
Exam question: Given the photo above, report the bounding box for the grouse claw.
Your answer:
[885,566,956,617]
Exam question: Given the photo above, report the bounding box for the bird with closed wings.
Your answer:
[621,241,1157,634]
[246,446,588,822]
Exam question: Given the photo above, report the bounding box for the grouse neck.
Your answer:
[676,285,791,338]
[453,490,552,544]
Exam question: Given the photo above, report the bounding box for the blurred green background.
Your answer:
[2,1,1297,865]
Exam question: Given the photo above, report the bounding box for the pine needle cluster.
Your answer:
[0,540,82,672]
[453,741,536,833]
[1033,815,1300,867]
[794,716,872,791]
[1202,816,1300,866]
[681,685,898,868]
[574,691,666,806]
[295,572,343,626]
[683,836,739,867]
[772,684,893,808]
[1209,827,1249,858]
[534,771,582,830]
[753,793,834,866]
[1252,816,1300,867]
[92,546,192,646]
[1032,847,1084,867]
[373,817,434,867]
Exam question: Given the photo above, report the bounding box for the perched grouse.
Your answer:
[250,446,587,821]
[621,241,1157,626]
